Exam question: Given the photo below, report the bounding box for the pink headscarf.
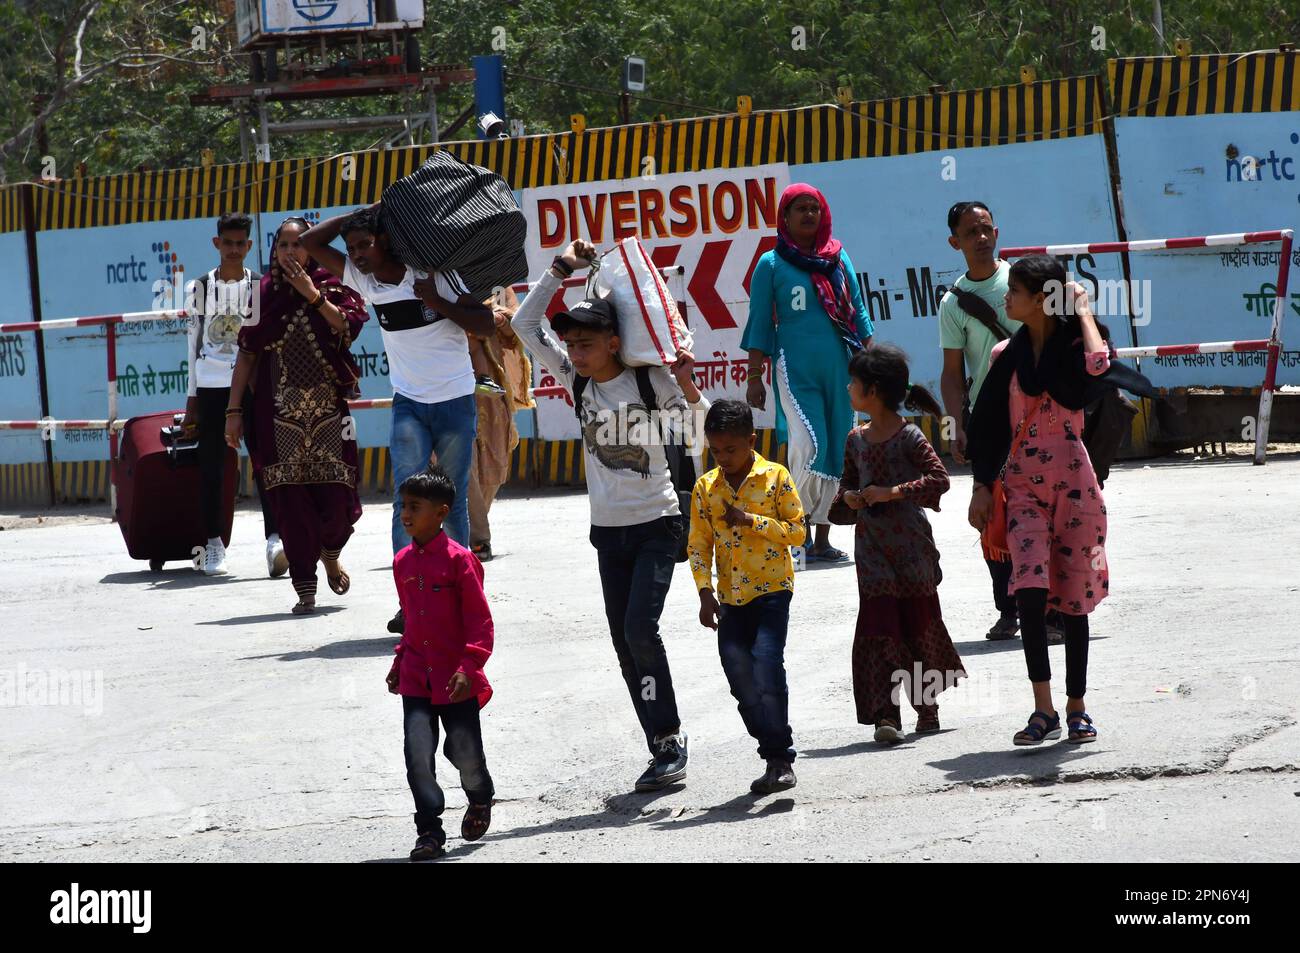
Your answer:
[777,183,841,257]
[774,183,862,351]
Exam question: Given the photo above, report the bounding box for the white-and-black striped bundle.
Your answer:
[379,151,529,302]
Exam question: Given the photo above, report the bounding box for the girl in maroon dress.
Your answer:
[829,343,965,744]
[225,218,369,615]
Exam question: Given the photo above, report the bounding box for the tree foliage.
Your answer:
[1,0,1297,183]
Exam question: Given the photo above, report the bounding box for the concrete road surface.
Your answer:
[3,453,1298,862]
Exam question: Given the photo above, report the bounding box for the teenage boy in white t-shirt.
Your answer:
[513,239,708,793]
[301,206,494,633]
[180,211,285,578]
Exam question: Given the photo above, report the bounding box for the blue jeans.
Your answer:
[390,392,477,552]
[717,590,796,762]
[590,517,683,754]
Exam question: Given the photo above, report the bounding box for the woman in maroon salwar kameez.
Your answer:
[225,217,369,614]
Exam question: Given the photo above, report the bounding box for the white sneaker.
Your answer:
[266,534,288,578]
[202,540,229,576]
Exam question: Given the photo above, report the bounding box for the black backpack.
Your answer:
[572,366,696,562]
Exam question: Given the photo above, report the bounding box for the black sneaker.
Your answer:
[635,730,688,791]
[409,832,443,861]
[475,374,507,396]
[751,759,797,794]
[387,608,404,634]
[985,612,1019,640]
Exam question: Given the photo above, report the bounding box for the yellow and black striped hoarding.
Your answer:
[5,73,1104,233]
[1109,52,1300,117]
[14,112,790,232]
[786,75,1105,164]
[0,184,24,234]
[4,58,1288,233]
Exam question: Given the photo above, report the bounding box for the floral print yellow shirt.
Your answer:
[688,453,807,606]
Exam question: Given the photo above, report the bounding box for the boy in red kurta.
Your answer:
[386,466,494,861]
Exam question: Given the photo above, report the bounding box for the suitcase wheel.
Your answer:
[148,558,165,572]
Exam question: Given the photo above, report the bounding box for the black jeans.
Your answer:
[986,557,1016,616]
[196,387,275,540]
[402,695,494,841]
[717,590,796,762]
[989,557,1068,627]
[590,516,683,754]
[1016,588,1090,698]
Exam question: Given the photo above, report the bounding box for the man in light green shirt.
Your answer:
[937,202,1017,462]
[937,201,1020,642]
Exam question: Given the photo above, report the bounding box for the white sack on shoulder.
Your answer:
[591,237,692,367]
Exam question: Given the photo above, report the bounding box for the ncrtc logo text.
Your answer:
[104,254,151,284]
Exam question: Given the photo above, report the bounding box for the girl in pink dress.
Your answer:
[966,255,1154,747]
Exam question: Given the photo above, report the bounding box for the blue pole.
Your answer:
[471,54,506,138]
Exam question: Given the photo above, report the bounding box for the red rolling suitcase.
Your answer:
[114,411,237,571]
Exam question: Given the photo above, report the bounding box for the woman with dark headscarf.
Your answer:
[743,184,873,562]
[224,217,370,615]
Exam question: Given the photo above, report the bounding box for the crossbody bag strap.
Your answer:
[1000,397,1046,482]
[571,373,589,421]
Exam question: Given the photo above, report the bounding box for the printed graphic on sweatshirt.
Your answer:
[580,402,652,477]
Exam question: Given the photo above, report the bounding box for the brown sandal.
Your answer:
[461,802,492,842]
[291,596,316,615]
[321,557,350,595]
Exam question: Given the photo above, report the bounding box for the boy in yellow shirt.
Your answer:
[689,400,806,794]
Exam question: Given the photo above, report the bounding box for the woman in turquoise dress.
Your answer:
[743,183,874,561]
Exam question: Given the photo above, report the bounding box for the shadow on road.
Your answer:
[480,786,679,842]
[803,739,911,758]
[100,571,271,590]
[362,842,486,864]
[951,635,1109,656]
[927,742,1098,785]
[240,636,395,662]
[484,786,795,842]
[649,793,795,830]
[199,606,347,626]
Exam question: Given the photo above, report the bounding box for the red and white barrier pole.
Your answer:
[0,420,126,431]
[1114,340,1269,359]
[1001,229,1293,465]
[0,308,189,334]
[1256,230,1293,465]
[999,230,1290,257]
[106,321,119,515]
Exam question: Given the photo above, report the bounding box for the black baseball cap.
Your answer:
[551,296,618,335]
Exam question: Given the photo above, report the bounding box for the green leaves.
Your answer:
[3,0,1299,183]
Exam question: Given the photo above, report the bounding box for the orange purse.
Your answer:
[980,401,1044,562]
